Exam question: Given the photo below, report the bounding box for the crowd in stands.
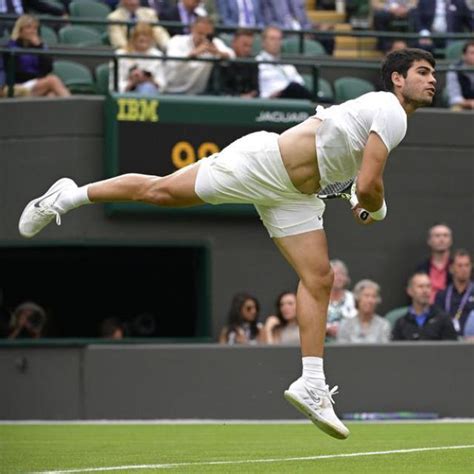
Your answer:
[0,222,472,343]
[218,223,474,345]
[0,0,472,107]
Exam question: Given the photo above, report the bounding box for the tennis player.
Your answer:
[19,48,436,439]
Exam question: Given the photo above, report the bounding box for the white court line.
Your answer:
[33,444,474,473]
[3,418,474,425]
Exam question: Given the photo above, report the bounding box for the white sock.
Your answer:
[56,185,91,213]
[302,356,326,389]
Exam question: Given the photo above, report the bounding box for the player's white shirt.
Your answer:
[314,91,407,187]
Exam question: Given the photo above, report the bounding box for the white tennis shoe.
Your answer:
[19,178,77,238]
[284,377,350,439]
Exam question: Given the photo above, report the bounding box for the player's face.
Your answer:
[357,287,379,315]
[398,60,437,107]
[451,256,472,283]
[279,294,296,321]
[408,275,431,306]
[428,225,452,252]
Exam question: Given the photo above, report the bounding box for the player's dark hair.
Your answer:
[463,40,474,54]
[381,48,435,92]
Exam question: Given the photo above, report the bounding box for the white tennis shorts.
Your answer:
[195,131,325,238]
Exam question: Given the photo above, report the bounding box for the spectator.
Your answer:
[446,40,474,111]
[337,279,391,343]
[216,0,264,28]
[219,28,259,97]
[256,25,313,99]
[435,249,474,336]
[100,317,125,339]
[165,16,234,95]
[263,291,299,344]
[464,309,474,340]
[372,0,416,51]
[392,272,458,341]
[416,223,453,304]
[219,292,264,344]
[3,15,70,98]
[414,0,473,52]
[326,259,357,341]
[160,0,204,36]
[114,22,166,94]
[387,38,409,53]
[260,0,335,55]
[107,0,170,51]
[8,301,47,339]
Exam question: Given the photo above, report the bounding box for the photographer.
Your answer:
[8,301,47,339]
[165,16,234,95]
[114,23,166,94]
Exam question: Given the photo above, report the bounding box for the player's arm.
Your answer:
[356,131,389,213]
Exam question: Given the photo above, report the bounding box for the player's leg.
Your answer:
[273,229,350,439]
[18,163,204,238]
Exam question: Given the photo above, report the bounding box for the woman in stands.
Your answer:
[264,291,300,345]
[114,22,166,94]
[5,15,70,97]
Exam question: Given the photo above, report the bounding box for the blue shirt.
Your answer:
[409,307,430,327]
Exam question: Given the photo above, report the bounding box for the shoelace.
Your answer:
[305,384,339,407]
[37,205,62,226]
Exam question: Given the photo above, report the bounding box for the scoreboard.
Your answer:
[105,94,314,216]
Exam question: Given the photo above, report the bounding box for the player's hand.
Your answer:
[352,204,374,225]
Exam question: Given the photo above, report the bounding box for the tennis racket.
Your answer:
[317,179,369,221]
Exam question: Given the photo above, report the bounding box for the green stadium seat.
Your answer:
[282,37,326,56]
[384,306,408,328]
[445,41,466,60]
[58,25,103,47]
[303,75,334,103]
[334,76,375,102]
[69,0,111,33]
[53,60,96,94]
[95,63,110,95]
[40,25,58,46]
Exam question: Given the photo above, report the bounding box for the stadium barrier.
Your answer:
[1,342,473,419]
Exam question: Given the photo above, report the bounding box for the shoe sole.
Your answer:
[19,178,76,238]
[284,390,349,440]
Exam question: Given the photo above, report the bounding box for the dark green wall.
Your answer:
[0,98,473,338]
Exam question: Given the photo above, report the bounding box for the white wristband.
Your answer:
[369,200,387,221]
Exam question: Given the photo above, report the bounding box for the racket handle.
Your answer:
[359,209,369,221]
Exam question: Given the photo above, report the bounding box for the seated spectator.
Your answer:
[219,28,259,98]
[256,25,313,100]
[107,0,170,51]
[435,249,474,336]
[160,0,205,36]
[100,317,125,339]
[219,292,264,344]
[387,38,409,53]
[8,301,47,339]
[337,279,391,343]
[3,15,70,98]
[263,291,299,344]
[216,0,264,28]
[326,259,357,341]
[392,273,458,341]
[260,0,335,55]
[372,0,416,52]
[414,0,473,53]
[165,16,234,95]
[114,22,166,94]
[415,222,453,304]
[446,40,474,111]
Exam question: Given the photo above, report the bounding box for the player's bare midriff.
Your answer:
[277,116,323,195]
